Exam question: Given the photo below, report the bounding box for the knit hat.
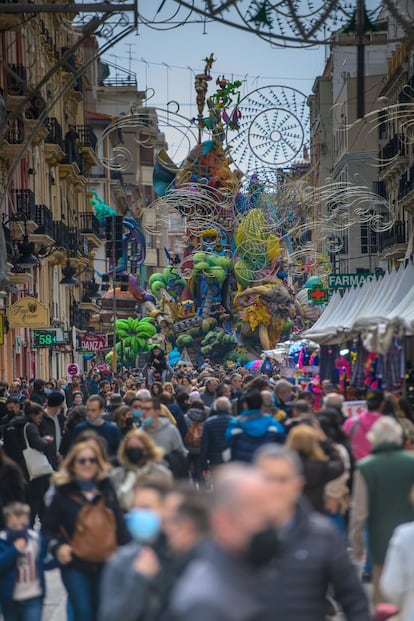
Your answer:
[47,391,65,407]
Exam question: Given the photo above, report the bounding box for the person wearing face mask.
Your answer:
[98,481,170,621]
[168,464,279,621]
[114,405,135,437]
[110,430,172,512]
[254,445,369,621]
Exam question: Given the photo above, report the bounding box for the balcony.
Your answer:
[0,0,21,29]
[79,212,102,248]
[4,64,27,98]
[68,227,89,267]
[30,205,55,246]
[44,118,65,164]
[378,221,407,255]
[60,128,89,180]
[76,125,98,166]
[373,181,387,200]
[398,168,414,210]
[79,279,101,312]
[379,134,408,180]
[1,116,24,158]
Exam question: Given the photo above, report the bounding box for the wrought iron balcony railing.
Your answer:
[79,212,101,238]
[10,189,36,220]
[34,205,55,238]
[378,221,407,253]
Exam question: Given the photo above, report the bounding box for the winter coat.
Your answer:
[5,416,50,481]
[167,403,188,439]
[146,418,187,456]
[40,412,65,470]
[184,407,207,455]
[0,529,46,606]
[381,521,414,621]
[200,411,234,470]
[352,443,414,565]
[343,410,382,461]
[261,500,370,621]
[298,442,345,513]
[110,462,172,511]
[168,542,267,621]
[98,541,154,621]
[225,410,285,463]
[43,477,130,571]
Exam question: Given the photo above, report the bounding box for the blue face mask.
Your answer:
[133,409,142,420]
[142,417,153,429]
[61,384,67,390]
[125,508,161,543]
[44,388,52,395]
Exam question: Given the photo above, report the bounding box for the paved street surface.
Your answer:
[34,568,369,621]
[42,570,67,621]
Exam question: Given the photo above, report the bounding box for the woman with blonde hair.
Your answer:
[110,429,172,512]
[43,441,128,621]
[286,423,344,513]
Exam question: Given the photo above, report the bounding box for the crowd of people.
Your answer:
[0,366,413,620]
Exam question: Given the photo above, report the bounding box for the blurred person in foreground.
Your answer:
[350,416,414,604]
[380,493,414,620]
[98,480,171,621]
[167,463,279,621]
[255,445,370,621]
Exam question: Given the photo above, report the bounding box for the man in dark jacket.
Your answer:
[167,464,279,621]
[224,391,285,463]
[41,391,66,469]
[200,397,234,473]
[255,444,370,621]
[30,379,47,406]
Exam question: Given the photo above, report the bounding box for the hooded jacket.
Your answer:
[224,410,285,463]
[146,418,187,456]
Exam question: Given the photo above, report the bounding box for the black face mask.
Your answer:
[125,446,145,464]
[243,526,279,567]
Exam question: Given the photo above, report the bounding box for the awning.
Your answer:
[303,264,414,352]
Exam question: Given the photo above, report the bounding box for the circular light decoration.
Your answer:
[227,85,309,182]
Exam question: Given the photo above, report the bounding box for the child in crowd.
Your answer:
[0,502,45,621]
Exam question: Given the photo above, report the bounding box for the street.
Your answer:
[42,570,67,621]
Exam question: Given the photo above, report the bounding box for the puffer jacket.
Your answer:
[261,500,370,621]
[224,409,285,463]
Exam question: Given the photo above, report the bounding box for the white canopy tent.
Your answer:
[303,264,414,353]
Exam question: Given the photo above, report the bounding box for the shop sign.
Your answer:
[8,297,50,328]
[328,273,375,289]
[81,333,108,352]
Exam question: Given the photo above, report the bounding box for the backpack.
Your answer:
[184,421,203,448]
[164,450,190,479]
[65,496,117,563]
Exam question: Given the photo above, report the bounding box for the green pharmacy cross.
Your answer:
[308,286,328,305]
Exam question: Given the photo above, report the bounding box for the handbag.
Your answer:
[22,423,53,480]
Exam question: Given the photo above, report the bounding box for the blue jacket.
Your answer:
[200,411,234,470]
[0,530,46,606]
[225,409,285,463]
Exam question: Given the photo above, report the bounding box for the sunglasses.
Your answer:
[76,457,98,465]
